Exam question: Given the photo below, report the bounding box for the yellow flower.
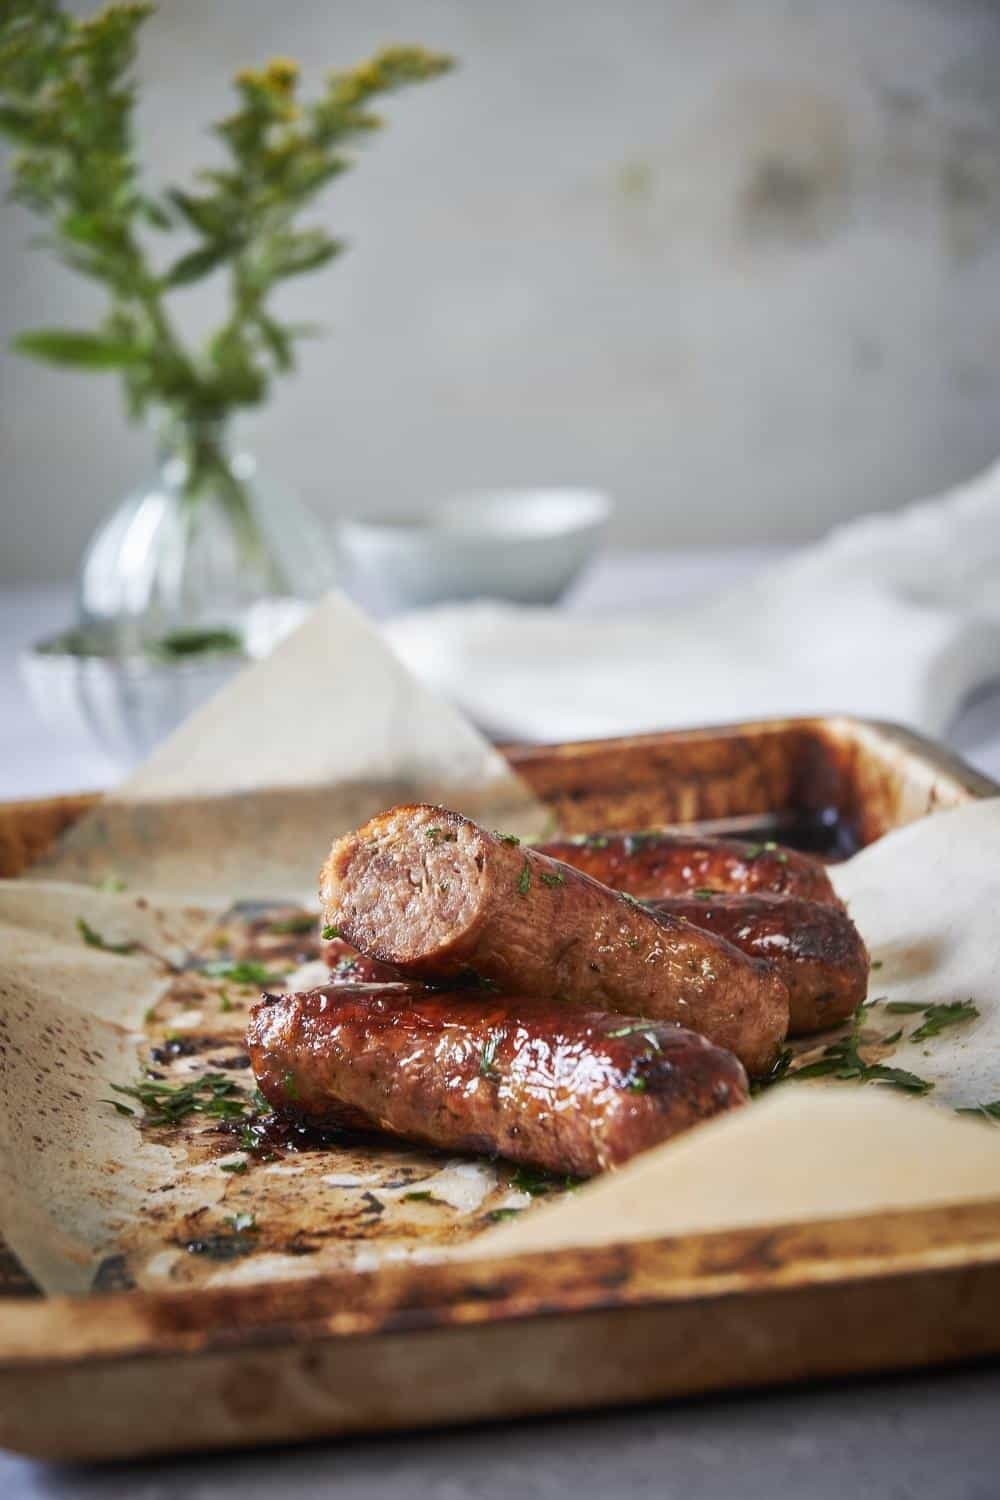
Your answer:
[264,57,299,92]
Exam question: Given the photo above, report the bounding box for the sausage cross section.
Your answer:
[320,804,790,1076]
[536,832,841,905]
[248,986,749,1176]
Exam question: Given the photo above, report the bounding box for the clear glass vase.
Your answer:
[78,415,337,657]
[23,416,339,767]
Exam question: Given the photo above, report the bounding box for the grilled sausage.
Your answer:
[248,985,749,1176]
[323,936,402,985]
[320,804,789,1076]
[536,832,841,905]
[644,893,868,1036]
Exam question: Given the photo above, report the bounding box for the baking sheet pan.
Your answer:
[0,714,997,1460]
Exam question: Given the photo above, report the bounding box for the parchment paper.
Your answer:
[2,592,547,1294]
[30,591,546,901]
[3,590,1000,1295]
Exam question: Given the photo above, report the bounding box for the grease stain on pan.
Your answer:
[101,904,558,1293]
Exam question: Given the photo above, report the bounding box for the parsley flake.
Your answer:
[108,1072,254,1126]
[200,959,284,987]
[789,1009,933,1095]
[480,1033,502,1080]
[910,1000,979,1041]
[76,916,137,955]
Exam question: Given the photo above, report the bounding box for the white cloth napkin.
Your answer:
[384,460,1000,742]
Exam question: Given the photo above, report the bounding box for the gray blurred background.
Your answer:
[3,0,1000,584]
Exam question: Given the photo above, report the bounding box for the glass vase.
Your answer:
[78,415,336,657]
[23,416,339,766]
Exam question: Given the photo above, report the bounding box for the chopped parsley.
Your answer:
[957,1100,1000,1124]
[692,888,716,900]
[220,1158,248,1175]
[219,988,234,1013]
[402,1190,436,1202]
[76,916,137,955]
[509,1165,581,1196]
[750,1047,794,1095]
[282,1070,300,1101]
[790,1009,932,1095]
[540,871,566,888]
[479,1033,502,1080]
[101,1098,135,1117]
[321,924,341,941]
[623,833,662,856]
[488,1207,523,1222]
[910,1000,979,1041]
[98,874,126,893]
[199,959,285,987]
[184,1231,256,1260]
[580,834,610,850]
[424,826,456,843]
[517,862,532,896]
[627,1076,648,1093]
[495,832,521,846]
[108,1072,254,1126]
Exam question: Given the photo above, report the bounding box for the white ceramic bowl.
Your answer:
[336,488,612,613]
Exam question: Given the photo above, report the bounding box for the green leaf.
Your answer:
[162,242,233,287]
[910,1000,979,1042]
[256,314,294,371]
[147,627,243,659]
[11,329,144,369]
[76,916,137,955]
[0,103,38,144]
[270,231,343,279]
[167,188,230,237]
[141,197,173,230]
[199,959,285,987]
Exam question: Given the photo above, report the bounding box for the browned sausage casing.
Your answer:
[320,804,790,1076]
[323,936,402,985]
[248,985,749,1176]
[644,893,868,1036]
[536,833,841,905]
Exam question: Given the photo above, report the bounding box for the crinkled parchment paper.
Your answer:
[1,593,548,1294]
[2,590,1000,1295]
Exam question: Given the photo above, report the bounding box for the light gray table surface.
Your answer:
[2,551,1000,1498]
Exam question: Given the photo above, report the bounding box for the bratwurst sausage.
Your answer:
[320,804,789,1076]
[644,893,868,1036]
[536,832,841,905]
[248,985,749,1176]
